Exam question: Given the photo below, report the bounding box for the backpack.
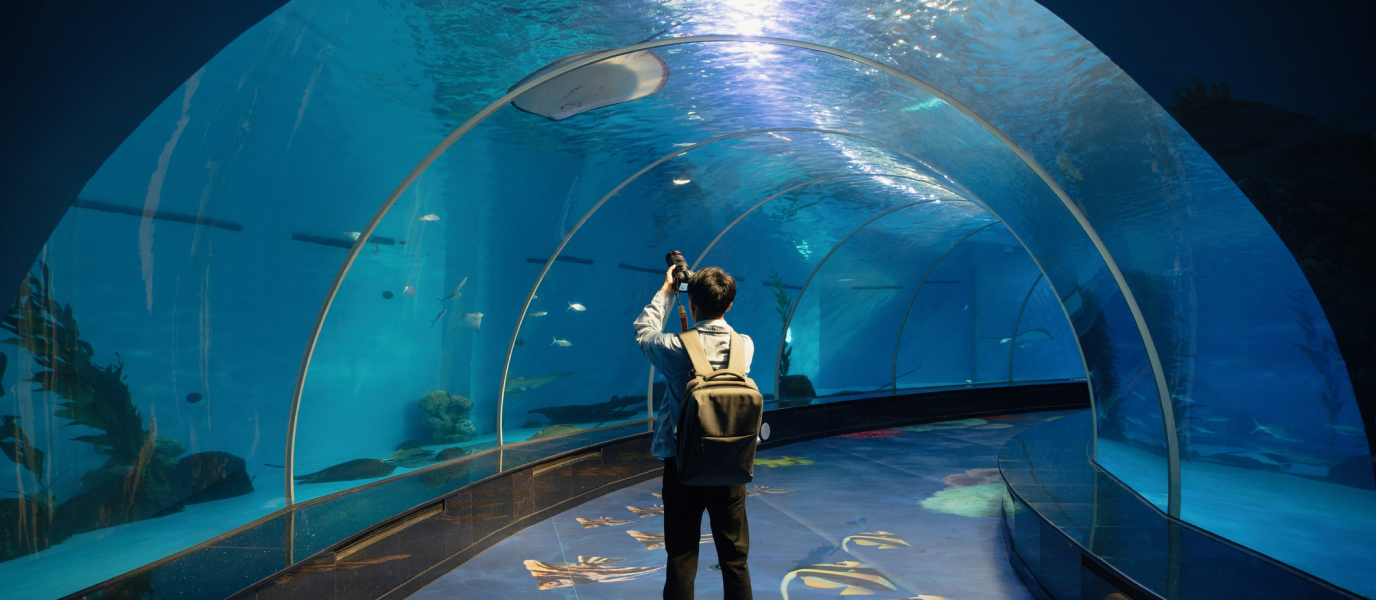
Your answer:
[674,329,764,486]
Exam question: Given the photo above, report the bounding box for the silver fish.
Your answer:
[1203,416,1231,422]
[419,213,440,222]
[551,336,572,347]
[437,277,467,304]
[1252,419,1303,443]
[577,516,633,529]
[626,505,664,518]
[523,556,663,590]
[462,312,482,332]
[1327,424,1365,437]
[1125,416,1146,426]
[344,231,362,240]
[529,311,548,317]
[999,329,1052,344]
[430,309,447,328]
[626,530,712,550]
[567,302,586,312]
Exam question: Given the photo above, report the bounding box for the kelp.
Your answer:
[2,264,149,465]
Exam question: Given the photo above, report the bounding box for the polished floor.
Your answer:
[414,411,1074,599]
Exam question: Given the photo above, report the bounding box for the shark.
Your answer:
[504,372,574,395]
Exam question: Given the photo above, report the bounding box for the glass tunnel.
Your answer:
[0,0,1371,598]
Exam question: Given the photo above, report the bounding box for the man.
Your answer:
[633,265,754,600]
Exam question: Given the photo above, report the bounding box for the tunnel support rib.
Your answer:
[287,35,1178,515]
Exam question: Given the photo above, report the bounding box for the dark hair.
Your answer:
[687,267,736,316]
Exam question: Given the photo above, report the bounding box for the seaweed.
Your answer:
[769,272,792,376]
[2,265,148,465]
[1289,294,1352,453]
[1069,286,1123,439]
[1167,76,1232,115]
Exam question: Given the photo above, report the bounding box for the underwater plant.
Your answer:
[1290,294,1355,454]
[1068,286,1124,440]
[1167,76,1233,115]
[419,390,477,444]
[769,272,793,377]
[0,263,252,561]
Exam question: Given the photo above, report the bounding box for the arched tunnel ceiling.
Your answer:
[2,1,1372,598]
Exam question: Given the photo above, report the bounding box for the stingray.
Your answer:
[509,49,669,121]
[294,459,397,484]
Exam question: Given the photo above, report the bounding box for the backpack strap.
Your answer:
[677,330,716,377]
[727,331,746,373]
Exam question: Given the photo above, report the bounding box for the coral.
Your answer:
[419,390,476,444]
[1167,76,1232,115]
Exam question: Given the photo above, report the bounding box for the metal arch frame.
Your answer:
[284,34,1179,515]
[1008,273,1046,383]
[500,132,953,446]
[689,174,942,271]
[774,201,937,400]
[890,221,1000,392]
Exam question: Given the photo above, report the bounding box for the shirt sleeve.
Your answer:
[633,290,683,365]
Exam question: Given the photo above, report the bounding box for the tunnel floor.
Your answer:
[412,410,1077,599]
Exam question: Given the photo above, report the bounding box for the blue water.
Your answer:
[0,0,1370,598]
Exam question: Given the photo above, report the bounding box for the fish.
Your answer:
[185,392,203,404]
[344,231,362,240]
[387,447,436,463]
[403,285,416,297]
[746,486,795,496]
[1125,417,1145,426]
[999,329,1053,344]
[419,213,440,221]
[529,424,585,439]
[523,556,664,590]
[1057,151,1085,181]
[505,372,574,395]
[1179,424,1216,435]
[627,530,712,550]
[754,456,814,468]
[551,336,572,347]
[567,302,586,312]
[434,446,468,461]
[1230,451,1290,468]
[1203,416,1231,422]
[577,516,633,529]
[780,561,898,600]
[430,309,448,328]
[461,311,482,332]
[1252,419,1303,443]
[1327,424,1366,437]
[841,531,911,551]
[529,311,548,317]
[294,459,397,484]
[437,277,467,304]
[528,394,642,425]
[627,505,665,518]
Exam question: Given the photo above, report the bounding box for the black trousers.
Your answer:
[661,457,752,600]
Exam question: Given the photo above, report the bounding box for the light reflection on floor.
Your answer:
[414,411,1076,599]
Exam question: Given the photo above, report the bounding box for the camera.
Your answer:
[665,250,693,292]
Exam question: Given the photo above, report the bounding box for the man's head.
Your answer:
[687,267,736,321]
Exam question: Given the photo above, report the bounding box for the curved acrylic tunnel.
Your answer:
[1,1,1372,598]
